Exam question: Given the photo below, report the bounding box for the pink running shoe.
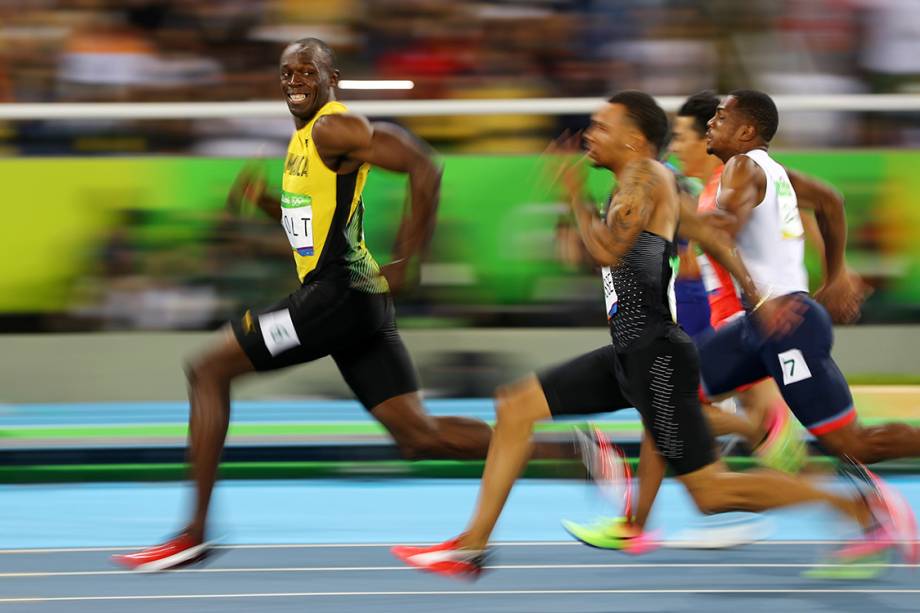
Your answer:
[111,532,210,571]
[836,461,918,564]
[392,537,490,579]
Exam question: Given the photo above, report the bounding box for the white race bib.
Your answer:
[259,308,301,356]
[281,191,314,256]
[777,348,812,385]
[776,178,804,240]
[601,266,618,319]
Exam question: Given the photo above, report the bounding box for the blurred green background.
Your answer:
[3,151,919,328]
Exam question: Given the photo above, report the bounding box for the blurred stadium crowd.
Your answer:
[1,0,920,155]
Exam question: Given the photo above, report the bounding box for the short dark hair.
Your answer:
[607,90,669,155]
[290,37,336,68]
[678,90,720,137]
[728,89,778,142]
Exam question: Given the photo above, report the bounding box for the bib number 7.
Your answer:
[777,348,812,385]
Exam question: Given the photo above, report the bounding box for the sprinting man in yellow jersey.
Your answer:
[113,38,494,571]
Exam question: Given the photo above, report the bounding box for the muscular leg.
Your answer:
[458,375,551,549]
[632,431,666,530]
[736,379,777,441]
[703,380,791,450]
[370,389,575,462]
[610,421,870,534]
[817,420,920,465]
[184,328,255,542]
[703,404,759,446]
[372,391,493,460]
[342,321,499,461]
[614,426,871,535]
[391,345,629,550]
[678,461,871,528]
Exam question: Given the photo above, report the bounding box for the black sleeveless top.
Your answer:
[605,230,680,352]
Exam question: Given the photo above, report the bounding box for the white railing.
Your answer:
[1,94,919,120]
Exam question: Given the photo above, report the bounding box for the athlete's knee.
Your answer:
[185,359,212,387]
[494,396,528,432]
[493,378,546,430]
[183,361,198,386]
[185,331,252,390]
[184,355,233,390]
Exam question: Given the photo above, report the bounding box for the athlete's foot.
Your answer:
[805,462,919,579]
[851,462,919,563]
[803,522,896,581]
[391,537,491,579]
[111,531,211,571]
[754,403,807,474]
[802,546,892,580]
[184,524,205,544]
[563,516,659,555]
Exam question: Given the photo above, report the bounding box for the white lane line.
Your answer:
[1,562,917,578]
[4,589,920,602]
[0,543,571,554]
[0,542,572,554]
[0,540,901,554]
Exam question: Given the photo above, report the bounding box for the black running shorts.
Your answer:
[538,326,715,475]
[231,280,419,410]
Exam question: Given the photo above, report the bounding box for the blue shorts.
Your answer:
[676,278,713,342]
[697,295,855,436]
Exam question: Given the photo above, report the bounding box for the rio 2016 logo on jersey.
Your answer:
[776,179,804,240]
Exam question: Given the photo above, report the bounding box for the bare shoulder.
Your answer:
[606,158,673,233]
[311,113,372,153]
[623,157,660,178]
[722,154,764,185]
[650,159,676,192]
[621,158,670,190]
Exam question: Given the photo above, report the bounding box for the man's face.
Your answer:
[705,96,742,159]
[279,44,337,120]
[670,115,711,179]
[584,103,633,169]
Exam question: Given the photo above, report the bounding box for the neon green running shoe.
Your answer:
[755,403,807,474]
[802,550,891,580]
[562,516,659,555]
